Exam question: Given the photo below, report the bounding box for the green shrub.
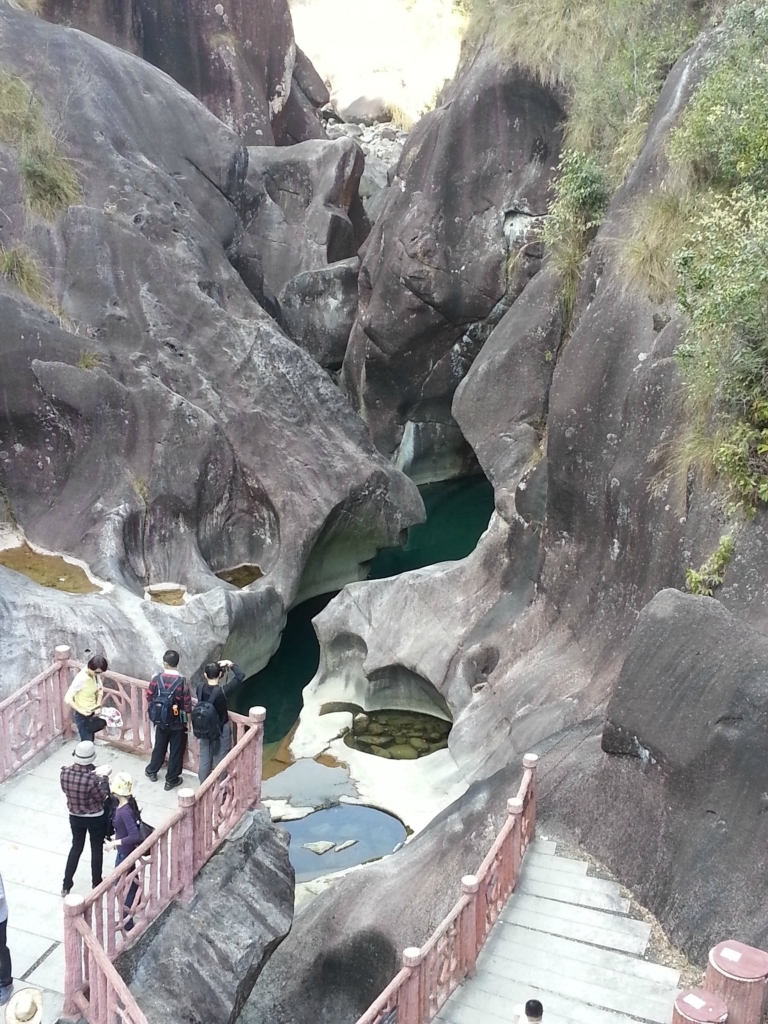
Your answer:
[77,351,102,370]
[686,535,734,595]
[0,245,47,303]
[543,150,609,328]
[668,2,768,190]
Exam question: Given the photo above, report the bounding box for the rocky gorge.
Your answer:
[2,0,768,1019]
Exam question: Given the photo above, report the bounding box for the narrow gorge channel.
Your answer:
[232,474,495,880]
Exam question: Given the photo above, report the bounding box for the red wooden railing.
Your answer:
[355,753,538,1024]
[0,645,71,784]
[0,646,265,1024]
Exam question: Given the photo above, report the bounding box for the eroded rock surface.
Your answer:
[118,811,294,1024]
[244,760,524,1024]
[341,45,564,481]
[0,7,422,690]
[37,0,326,144]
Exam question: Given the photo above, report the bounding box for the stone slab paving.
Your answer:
[436,840,680,1024]
[0,736,199,1024]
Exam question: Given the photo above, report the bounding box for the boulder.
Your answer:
[341,46,564,480]
[541,589,768,963]
[235,139,369,304]
[117,811,295,1023]
[0,7,423,690]
[37,0,324,144]
[279,258,360,370]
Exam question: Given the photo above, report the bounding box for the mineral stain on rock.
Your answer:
[0,543,100,594]
[344,708,451,759]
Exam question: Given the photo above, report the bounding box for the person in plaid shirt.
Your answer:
[60,741,112,896]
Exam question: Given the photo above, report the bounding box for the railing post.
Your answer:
[507,796,524,893]
[177,789,196,902]
[522,752,538,845]
[63,894,86,1017]
[248,706,266,809]
[400,947,423,1024]
[461,875,480,978]
[55,645,71,735]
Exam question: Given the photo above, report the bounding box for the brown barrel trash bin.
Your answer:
[705,941,768,1024]
[672,988,728,1024]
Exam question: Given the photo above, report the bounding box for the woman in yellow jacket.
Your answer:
[64,655,108,739]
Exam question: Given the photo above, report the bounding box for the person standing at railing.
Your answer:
[144,650,192,792]
[60,741,112,897]
[0,870,13,1006]
[193,660,245,783]
[64,655,108,740]
[104,773,142,930]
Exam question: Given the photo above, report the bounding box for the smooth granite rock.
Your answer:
[0,7,422,692]
[118,811,294,1024]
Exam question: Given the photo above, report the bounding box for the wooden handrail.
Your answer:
[355,754,538,1024]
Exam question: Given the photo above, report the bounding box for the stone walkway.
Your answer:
[0,736,199,1024]
[436,839,680,1024]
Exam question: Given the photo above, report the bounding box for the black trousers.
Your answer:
[64,814,107,890]
[0,917,11,987]
[147,726,187,781]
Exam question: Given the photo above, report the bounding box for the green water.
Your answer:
[236,476,495,743]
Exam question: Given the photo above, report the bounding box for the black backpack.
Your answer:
[191,685,222,741]
[149,675,182,727]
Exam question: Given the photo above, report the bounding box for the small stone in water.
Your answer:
[370,745,392,758]
[334,839,358,852]
[388,743,418,759]
[303,841,335,855]
[408,737,428,751]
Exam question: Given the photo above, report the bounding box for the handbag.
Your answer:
[138,819,154,843]
[83,714,107,734]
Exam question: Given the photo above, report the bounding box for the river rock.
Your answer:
[369,745,392,758]
[37,0,325,145]
[118,810,294,1024]
[341,46,564,480]
[334,839,358,852]
[0,6,423,692]
[388,743,418,759]
[303,841,336,855]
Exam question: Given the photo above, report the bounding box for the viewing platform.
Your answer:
[0,736,200,1024]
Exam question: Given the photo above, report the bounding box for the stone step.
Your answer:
[520,860,621,895]
[436,971,659,1024]
[517,875,630,914]
[530,838,557,855]
[502,893,651,956]
[487,923,680,989]
[478,938,674,1021]
[524,850,588,876]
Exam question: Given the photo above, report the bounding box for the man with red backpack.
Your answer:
[144,650,192,791]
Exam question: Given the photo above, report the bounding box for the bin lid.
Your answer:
[710,941,768,981]
[675,988,728,1022]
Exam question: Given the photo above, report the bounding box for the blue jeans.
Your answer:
[115,848,138,930]
[73,710,93,741]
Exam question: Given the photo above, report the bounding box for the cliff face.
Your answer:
[0,5,421,686]
[37,0,328,143]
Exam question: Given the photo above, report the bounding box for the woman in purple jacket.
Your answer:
[104,773,142,928]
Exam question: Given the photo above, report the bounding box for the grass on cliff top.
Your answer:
[464,0,706,182]
[0,68,80,219]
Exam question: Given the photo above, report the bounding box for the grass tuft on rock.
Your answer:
[0,69,80,219]
[0,245,47,303]
[617,190,698,303]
